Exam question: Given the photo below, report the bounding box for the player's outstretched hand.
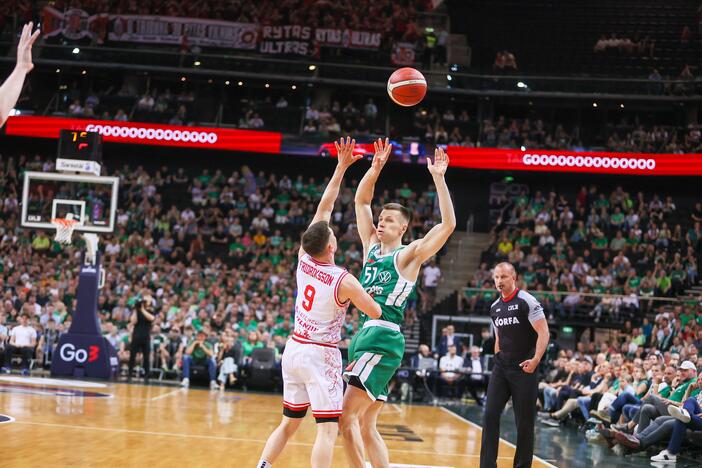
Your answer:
[428,147,450,177]
[16,22,40,74]
[371,137,392,172]
[334,136,361,169]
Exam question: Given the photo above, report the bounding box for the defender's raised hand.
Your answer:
[0,22,40,127]
[371,137,392,172]
[334,136,361,169]
[428,147,450,177]
[16,22,40,74]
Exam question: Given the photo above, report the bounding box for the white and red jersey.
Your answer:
[292,253,350,346]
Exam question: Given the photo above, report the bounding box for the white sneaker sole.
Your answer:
[650,457,677,463]
[667,405,691,423]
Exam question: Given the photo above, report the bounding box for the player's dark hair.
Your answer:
[302,221,331,257]
[382,203,412,224]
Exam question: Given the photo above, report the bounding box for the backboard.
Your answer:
[21,171,119,233]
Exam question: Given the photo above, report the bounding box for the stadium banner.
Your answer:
[259,25,313,55]
[445,147,702,176]
[106,15,258,49]
[391,42,416,65]
[41,7,258,49]
[4,117,282,154]
[315,29,382,50]
[42,7,95,41]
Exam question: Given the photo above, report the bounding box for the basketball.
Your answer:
[387,67,427,107]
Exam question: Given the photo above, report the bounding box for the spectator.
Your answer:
[462,345,487,405]
[114,109,128,122]
[36,318,60,367]
[31,231,50,252]
[182,330,218,390]
[1,314,36,374]
[217,334,242,390]
[364,98,378,125]
[248,113,264,129]
[68,99,83,116]
[656,371,702,462]
[137,93,155,111]
[648,68,663,94]
[275,96,288,109]
[438,325,459,357]
[439,344,464,398]
[169,105,187,125]
[422,259,441,310]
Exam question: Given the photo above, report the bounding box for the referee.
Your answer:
[480,262,549,468]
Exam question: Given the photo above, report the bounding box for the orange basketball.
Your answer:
[387,67,427,107]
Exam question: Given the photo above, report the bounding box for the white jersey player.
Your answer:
[258,137,381,468]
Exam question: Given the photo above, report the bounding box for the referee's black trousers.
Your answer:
[128,334,151,379]
[479,353,539,468]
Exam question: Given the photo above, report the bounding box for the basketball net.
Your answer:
[50,217,99,264]
[51,217,79,244]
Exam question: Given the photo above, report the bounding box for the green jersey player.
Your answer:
[341,138,456,468]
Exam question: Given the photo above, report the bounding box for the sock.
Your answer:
[257,460,272,468]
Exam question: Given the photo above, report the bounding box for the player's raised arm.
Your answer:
[0,22,40,127]
[403,147,456,265]
[355,137,391,258]
[338,274,382,319]
[299,136,361,258]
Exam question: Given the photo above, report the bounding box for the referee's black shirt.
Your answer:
[489,288,545,361]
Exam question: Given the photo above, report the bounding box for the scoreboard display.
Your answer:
[57,129,102,162]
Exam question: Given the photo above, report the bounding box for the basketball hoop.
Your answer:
[51,217,79,244]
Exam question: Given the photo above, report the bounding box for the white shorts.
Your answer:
[282,338,343,420]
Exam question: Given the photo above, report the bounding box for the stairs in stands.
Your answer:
[403,320,421,355]
[436,231,492,305]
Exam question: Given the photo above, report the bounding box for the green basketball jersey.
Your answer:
[360,244,416,326]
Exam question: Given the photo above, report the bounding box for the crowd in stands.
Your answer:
[37,0,435,54]
[645,66,697,96]
[58,79,200,126]
[535,314,702,463]
[65,0,433,39]
[464,185,702,326]
[53,73,702,156]
[594,33,656,57]
[302,99,381,137]
[0,151,440,388]
[411,105,702,154]
[492,51,519,73]
[47,68,702,156]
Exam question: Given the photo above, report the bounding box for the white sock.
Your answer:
[257,460,272,468]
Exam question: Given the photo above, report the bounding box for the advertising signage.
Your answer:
[6,116,702,176]
[4,116,282,154]
[444,147,702,176]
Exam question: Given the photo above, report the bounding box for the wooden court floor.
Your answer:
[0,377,555,467]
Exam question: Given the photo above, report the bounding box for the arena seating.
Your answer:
[452,0,702,77]
[462,184,700,323]
[0,151,434,387]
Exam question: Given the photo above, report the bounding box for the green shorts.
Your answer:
[343,322,405,401]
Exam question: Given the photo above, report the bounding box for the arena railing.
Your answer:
[1,43,700,98]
